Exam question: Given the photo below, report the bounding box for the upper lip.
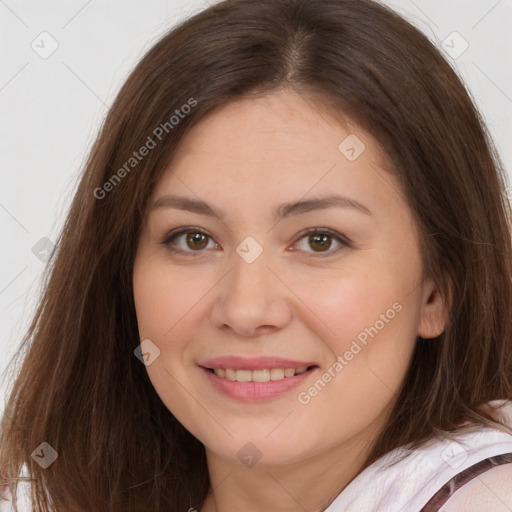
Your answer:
[199,356,318,371]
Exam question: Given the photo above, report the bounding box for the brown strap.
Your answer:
[420,452,512,511]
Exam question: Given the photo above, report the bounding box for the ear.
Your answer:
[417,276,449,339]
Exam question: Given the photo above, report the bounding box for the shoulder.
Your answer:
[439,462,512,511]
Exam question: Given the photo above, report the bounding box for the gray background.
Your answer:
[1,0,511,411]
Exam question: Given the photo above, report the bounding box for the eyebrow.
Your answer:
[150,193,373,220]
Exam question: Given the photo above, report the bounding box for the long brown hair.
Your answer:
[2,0,512,510]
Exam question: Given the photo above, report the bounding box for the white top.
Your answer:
[325,399,512,511]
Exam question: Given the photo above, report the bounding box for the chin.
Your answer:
[203,434,315,468]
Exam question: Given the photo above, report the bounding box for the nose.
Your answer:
[210,248,293,338]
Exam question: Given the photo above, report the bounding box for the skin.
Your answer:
[439,464,512,511]
[132,88,448,511]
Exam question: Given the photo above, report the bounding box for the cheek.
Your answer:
[296,265,420,402]
[132,260,207,430]
[133,260,203,343]
[291,277,418,443]
[291,270,408,352]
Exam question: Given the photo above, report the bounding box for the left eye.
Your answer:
[294,228,351,255]
[161,227,351,256]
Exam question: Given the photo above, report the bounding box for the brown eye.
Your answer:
[308,233,332,252]
[161,227,351,258]
[185,232,209,250]
[294,228,351,257]
[162,228,217,254]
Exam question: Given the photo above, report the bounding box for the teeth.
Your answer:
[213,366,309,382]
[270,368,285,380]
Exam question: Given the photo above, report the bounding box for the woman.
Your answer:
[1,0,512,510]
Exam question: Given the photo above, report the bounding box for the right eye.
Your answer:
[161,228,219,255]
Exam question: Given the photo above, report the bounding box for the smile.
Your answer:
[210,366,311,382]
[201,365,318,401]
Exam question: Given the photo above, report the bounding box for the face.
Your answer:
[132,89,446,467]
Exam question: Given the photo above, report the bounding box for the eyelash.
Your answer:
[160,227,352,258]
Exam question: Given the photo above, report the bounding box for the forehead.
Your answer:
[152,89,407,220]
[173,90,358,164]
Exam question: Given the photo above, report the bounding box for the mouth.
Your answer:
[199,362,319,401]
[197,356,320,401]
[204,365,318,382]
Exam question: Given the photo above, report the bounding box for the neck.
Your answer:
[199,432,376,512]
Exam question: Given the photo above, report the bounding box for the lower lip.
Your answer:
[201,367,317,401]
